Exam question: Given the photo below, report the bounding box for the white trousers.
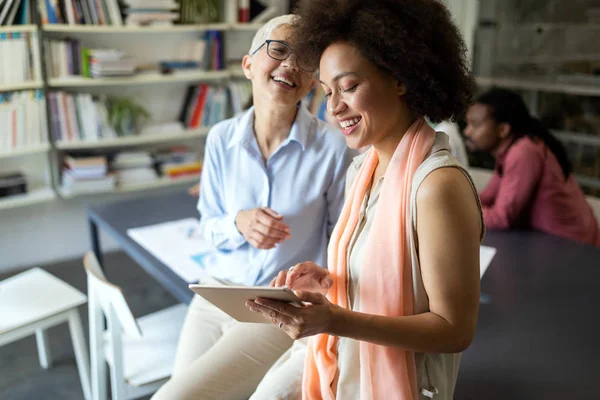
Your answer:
[151,294,296,400]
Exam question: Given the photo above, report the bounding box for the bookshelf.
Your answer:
[58,175,200,199]
[55,127,210,150]
[0,144,51,159]
[0,187,56,211]
[472,2,600,196]
[0,21,50,210]
[0,25,37,33]
[0,81,43,92]
[475,76,600,98]
[42,23,230,33]
[48,70,231,88]
[230,23,265,31]
[0,0,284,205]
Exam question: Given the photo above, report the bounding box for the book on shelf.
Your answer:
[89,49,136,77]
[49,91,117,143]
[0,90,48,151]
[0,0,34,25]
[0,31,40,84]
[39,0,123,26]
[178,84,228,129]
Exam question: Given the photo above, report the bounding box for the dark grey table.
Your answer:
[88,190,198,304]
[456,231,600,399]
[88,191,600,398]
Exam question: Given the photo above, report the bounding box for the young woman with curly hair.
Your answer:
[246,1,485,399]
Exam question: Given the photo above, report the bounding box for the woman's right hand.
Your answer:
[271,262,333,296]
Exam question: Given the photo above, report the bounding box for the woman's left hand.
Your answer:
[245,291,338,340]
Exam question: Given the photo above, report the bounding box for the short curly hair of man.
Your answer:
[291,0,474,123]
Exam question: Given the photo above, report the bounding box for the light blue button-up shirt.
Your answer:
[197,105,353,286]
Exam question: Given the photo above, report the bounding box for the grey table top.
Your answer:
[456,230,600,399]
[87,190,198,304]
[88,191,600,399]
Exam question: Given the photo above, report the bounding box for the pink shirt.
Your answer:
[480,136,600,247]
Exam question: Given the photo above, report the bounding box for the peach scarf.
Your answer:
[302,118,435,400]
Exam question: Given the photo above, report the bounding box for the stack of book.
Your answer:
[0,32,40,83]
[123,0,179,27]
[156,147,201,179]
[179,84,228,129]
[39,0,123,25]
[44,40,136,79]
[61,155,116,195]
[111,151,158,186]
[0,90,48,151]
[0,0,34,25]
[89,49,136,78]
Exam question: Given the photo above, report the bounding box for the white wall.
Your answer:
[0,185,198,273]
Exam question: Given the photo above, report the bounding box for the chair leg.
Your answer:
[90,314,108,400]
[68,309,92,400]
[35,329,52,369]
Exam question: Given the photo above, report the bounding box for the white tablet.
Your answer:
[188,284,302,324]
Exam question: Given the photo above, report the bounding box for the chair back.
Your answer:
[83,252,142,338]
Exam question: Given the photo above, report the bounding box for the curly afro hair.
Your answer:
[291,0,474,123]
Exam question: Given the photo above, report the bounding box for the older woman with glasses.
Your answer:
[151,14,353,400]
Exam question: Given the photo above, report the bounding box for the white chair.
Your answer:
[0,267,91,400]
[84,252,187,400]
[467,167,493,191]
[587,196,600,224]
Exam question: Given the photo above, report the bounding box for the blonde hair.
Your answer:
[248,14,298,55]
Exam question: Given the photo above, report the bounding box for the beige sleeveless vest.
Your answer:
[337,132,484,400]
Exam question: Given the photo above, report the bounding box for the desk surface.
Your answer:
[456,230,600,399]
[88,190,197,304]
[88,191,600,399]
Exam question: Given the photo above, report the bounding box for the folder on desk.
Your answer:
[127,218,217,283]
[480,246,496,278]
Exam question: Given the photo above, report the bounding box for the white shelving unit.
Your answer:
[0,144,51,160]
[0,1,276,209]
[42,22,264,34]
[42,23,230,33]
[49,70,231,88]
[0,25,38,33]
[59,175,200,199]
[472,2,600,196]
[0,188,56,211]
[475,76,600,98]
[0,81,43,92]
[230,23,264,31]
[55,128,210,150]
[0,25,52,212]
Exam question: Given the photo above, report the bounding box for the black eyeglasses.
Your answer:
[252,40,315,72]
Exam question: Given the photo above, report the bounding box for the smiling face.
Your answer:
[242,24,315,108]
[319,41,409,150]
